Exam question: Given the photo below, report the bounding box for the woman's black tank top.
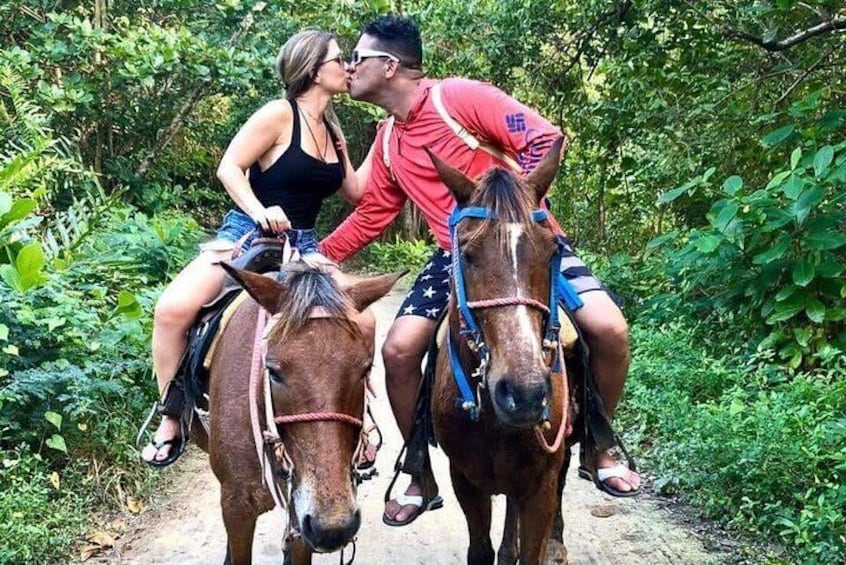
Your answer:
[245,99,344,229]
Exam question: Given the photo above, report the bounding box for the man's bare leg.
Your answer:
[573,290,641,493]
[381,315,438,523]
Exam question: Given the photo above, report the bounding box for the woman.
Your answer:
[141,30,362,467]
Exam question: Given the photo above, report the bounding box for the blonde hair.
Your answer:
[276,30,342,137]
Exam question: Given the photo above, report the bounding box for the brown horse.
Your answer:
[189,261,403,565]
[428,140,574,564]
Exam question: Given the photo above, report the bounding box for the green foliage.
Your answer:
[1,1,845,561]
[0,201,202,562]
[654,104,846,368]
[0,446,89,564]
[355,238,435,277]
[619,319,846,563]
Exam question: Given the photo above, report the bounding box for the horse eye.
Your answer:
[266,365,284,383]
[462,251,475,265]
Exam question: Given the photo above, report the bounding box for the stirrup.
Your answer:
[136,380,190,469]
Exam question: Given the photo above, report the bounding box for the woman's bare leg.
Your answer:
[142,249,230,462]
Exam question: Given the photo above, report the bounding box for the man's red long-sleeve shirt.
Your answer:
[320,78,566,263]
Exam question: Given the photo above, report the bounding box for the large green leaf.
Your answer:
[713,201,739,233]
[790,147,802,170]
[657,177,699,205]
[805,297,825,324]
[825,307,846,321]
[774,285,797,302]
[813,146,834,178]
[765,170,791,191]
[752,233,791,264]
[805,231,846,251]
[0,264,21,292]
[767,292,805,323]
[0,192,11,217]
[1,199,38,226]
[817,261,844,278]
[45,411,62,430]
[646,232,676,249]
[782,174,805,199]
[694,234,722,253]
[761,124,795,146]
[46,434,67,454]
[792,185,825,225]
[722,175,743,195]
[15,242,46,278]
[761,209,793,232]
[791,256,816,287]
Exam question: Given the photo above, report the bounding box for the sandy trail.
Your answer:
[110,290,723,564]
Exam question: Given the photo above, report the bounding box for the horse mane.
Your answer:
[267,262,358,343]
[465,167,534,246]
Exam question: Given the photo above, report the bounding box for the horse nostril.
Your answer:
[494,378,549,422]
[494,380,519,413]
[301,514,314,539]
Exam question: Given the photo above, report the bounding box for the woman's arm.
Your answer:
[337,132,374,205]
[216,100,293,232]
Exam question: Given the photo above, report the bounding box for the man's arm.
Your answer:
[442,78,569,174]
[319,136,407,263]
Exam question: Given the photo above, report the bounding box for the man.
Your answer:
[320,15,640,527]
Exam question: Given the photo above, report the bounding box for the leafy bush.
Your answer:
[654,102,846,368]
[0,198,202,561]
[619,319,846,563]
[0,446,89,564]
[354,238,436,278]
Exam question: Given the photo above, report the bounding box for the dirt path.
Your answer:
[110,290,724,564]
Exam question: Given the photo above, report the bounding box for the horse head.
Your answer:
[222,261,403,552]
[429,140,564,427]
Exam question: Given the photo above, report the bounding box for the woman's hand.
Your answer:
[254,205,291,234]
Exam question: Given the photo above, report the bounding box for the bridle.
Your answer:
[248,307,373,554]
[446,204,583,451]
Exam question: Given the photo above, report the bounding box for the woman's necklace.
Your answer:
[298,106,329,162]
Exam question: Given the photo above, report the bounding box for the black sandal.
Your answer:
[140,434,186,469]
[137,380,189,469]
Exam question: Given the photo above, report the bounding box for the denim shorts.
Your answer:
[200,209,320,256]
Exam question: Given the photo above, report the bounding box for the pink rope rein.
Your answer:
[467,296,550,313]
[275,412,363,427]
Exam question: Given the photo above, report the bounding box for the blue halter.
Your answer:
[447,205,584,421]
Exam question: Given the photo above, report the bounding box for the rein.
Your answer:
[446,204,579,450]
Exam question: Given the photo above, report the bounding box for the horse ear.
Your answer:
[220,262,287,313]
[525,138,564,204]
[345,270,407,312]
[424,147,475,206]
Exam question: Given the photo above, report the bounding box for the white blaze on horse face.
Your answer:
[292,482,317,530]
[506,224,541,358]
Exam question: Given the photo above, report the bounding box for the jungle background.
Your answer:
[0,0,844,562]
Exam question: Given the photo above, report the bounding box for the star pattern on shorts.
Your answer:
[402,304,417,315]
[422,286,435,298]
[425,307,441,318]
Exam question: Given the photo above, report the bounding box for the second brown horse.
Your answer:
[428,140,573,564]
